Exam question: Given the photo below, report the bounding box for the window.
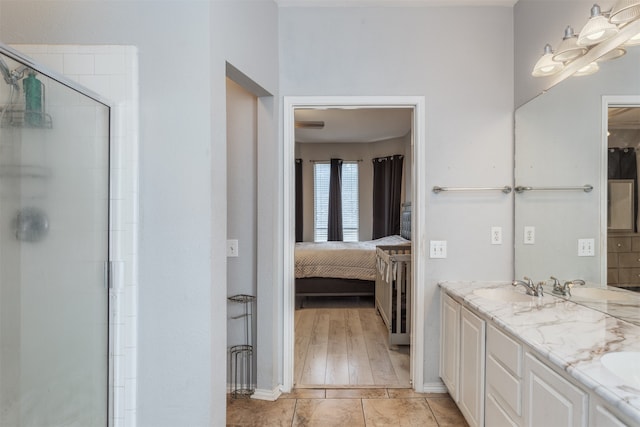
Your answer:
[313,161,359,242]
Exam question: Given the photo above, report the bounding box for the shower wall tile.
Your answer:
[12,44,139,427]
[63,53,95,75]
[95,54,126,75]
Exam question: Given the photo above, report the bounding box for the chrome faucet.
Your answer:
[562,279,585,297]
[550,276,565,296]
[512,276,544,296]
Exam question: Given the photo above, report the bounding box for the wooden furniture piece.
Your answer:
[375,244,411,346]
[608,234,640,289]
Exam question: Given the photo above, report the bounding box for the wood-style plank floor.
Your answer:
[294,297,410,388]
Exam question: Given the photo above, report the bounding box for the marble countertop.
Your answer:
[439,281,640,425]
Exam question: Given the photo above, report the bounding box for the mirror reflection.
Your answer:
[607,106,640,291]
[514,47,640,291]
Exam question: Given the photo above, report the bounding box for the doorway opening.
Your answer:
[603,96,640,292]
[282,96,427,392]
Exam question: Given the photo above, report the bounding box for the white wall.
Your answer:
[0,1,280,426]
[280,5,514,389]
[296,137,409,241]
[226,78,258,371]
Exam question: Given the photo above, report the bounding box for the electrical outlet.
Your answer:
[430,240,447,258]
[227,239,239,257]
[491,226,502,245]
[578,238,595,257]
[524,226,535,245]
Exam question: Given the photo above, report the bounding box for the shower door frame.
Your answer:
[0,42,116,425]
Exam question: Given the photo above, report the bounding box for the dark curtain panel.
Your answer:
[327,158,343,241]
[609,147,638,231]
[372,155,404,239]
[295,159,303,242]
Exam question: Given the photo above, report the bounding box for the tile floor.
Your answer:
[226,388,469,426]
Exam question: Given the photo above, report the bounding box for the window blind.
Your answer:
[313,161,359,242]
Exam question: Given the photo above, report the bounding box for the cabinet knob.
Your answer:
[618,243,623,247]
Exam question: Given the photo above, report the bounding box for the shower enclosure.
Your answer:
[0,45,111,425]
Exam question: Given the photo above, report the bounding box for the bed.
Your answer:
[295,205,411,307]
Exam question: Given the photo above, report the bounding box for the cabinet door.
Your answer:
[459,307,486,427]
[524,353,587,427]
[440,291,460,401]
[590,396,630,427]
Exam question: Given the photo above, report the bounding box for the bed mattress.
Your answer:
[294,235,409,281]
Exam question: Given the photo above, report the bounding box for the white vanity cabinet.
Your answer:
[440,291,460,400]
[590,395,633,427]
[440,290,486,427]
[523,352,588,427]
[485,324,523,427]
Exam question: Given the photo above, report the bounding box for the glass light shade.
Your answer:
[623,30,640,45]
[597,46,627,61]
[532,44,564,76]
[609,0,640,24]
[577,5,619,45]
[553,26,588,62]
[573,61,599,76]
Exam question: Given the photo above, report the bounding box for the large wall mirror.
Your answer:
[514,47,640,289]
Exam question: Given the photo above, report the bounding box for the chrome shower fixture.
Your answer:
[0,56,30,89]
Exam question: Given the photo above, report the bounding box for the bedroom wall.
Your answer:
[280,5,514,390]
[296,136,409,241]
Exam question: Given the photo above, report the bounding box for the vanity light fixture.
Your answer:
[624,30,640,45]
[532,2,640,79]
[577,4,619,45]
[552,26,588,62]
[532,44,565,76]
[573,61,600,76]
[609,0,640,24]
[597,45,627,60]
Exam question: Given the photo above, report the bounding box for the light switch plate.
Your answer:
[227,239,239,257]
[430,240,447,258]
[578,238,595,257]
[491,226,502,245]
[524,226,535,245]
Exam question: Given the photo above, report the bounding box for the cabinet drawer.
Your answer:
[617,268,640,284]
[607,269,619,284]
[609,237,631,252]
[618,252,640,268]
[632,236,640,251]
[487,355,522,417]
[607,252,618,268]
[486,393,519,427]
[487,324,522,377]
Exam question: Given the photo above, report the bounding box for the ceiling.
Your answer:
[295,108,412,143]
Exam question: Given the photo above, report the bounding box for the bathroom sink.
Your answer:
[473,288,536,303]
[600,352,640,387]
[569,288,634,301]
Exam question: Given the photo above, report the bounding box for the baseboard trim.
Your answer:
[251,386,282,401]
[422,381,448,393]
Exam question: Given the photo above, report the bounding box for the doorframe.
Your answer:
[601,95,640,285]
[282,95,426,392]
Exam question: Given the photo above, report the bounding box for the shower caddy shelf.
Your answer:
[228,293,256,399]
[0,108,52,129]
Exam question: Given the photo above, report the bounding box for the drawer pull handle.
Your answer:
[618,243,623,247]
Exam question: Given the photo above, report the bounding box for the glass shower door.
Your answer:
[0,50,110,426]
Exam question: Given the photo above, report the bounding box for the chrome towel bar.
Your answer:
[432,186,512,194]
[514,184,593,193]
